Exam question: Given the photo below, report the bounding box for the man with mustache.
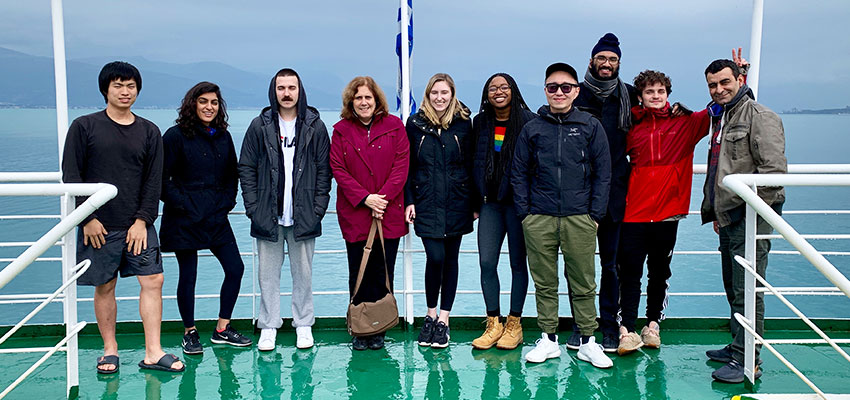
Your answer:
[570,33,639,353]
[239,68,332,351]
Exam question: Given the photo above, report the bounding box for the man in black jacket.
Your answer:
[238,68,331,351]
[512,63,612,368]
[571,33,639,352]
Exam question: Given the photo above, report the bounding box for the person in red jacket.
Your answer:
[616,70,710,355]
[330,76,410,351]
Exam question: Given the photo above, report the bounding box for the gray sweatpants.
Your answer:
[257,225,315,329]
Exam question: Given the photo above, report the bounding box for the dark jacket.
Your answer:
[159,124,238,251]
[238,71,332,242]
[404,109,475,238]
[511,106,611,221]
[574,82,638,222]
[471,108,537,205]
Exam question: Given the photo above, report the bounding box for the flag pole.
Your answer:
[748,0,764,98]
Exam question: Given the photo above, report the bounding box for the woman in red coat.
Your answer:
[330,76,410,350]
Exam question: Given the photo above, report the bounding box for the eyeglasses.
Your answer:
[594,55,620,64]
[488,85,511,93]
[545,82,580,94]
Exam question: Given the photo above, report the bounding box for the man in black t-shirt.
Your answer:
[62,62,183,374]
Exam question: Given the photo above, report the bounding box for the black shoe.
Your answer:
[602,334,619,353]
[182,329,203,355]
[352,336,369,351]
[368,334,386,350]
[431,321,450,348]
[711,359,762,383]
[210,324,253,347]
[418,316,436,346]
[706,344,734,363]
[566,332,581,351]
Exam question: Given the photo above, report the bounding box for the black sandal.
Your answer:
[96,355,119,374]
[138,353,185,372]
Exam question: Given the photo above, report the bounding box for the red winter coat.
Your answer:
[331,114,410,242]
[624,104,710,222]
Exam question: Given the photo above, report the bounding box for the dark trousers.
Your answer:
[175,241,245,328]
[345,238,400,305]
[719,203,780,363]
[617,221,679,332]
[477,202,529,316]
[569,213,620,336]
[422,236,462,311]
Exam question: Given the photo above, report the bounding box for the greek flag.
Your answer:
[396,0,416,115]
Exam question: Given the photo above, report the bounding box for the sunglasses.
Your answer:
[545,82,580,94]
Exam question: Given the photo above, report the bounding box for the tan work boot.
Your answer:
[641,325,661,349]
[472,316,504,350]
[496,315,523,350]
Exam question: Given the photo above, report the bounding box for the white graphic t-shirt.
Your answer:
[278,116,297,227]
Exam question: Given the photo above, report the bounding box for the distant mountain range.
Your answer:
[782,106,850,115]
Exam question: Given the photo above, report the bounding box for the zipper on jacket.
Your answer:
[417,135,425,158]
[557,125,562,214]
[454,134,462,156]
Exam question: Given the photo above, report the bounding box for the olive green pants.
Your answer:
[522,214,598,335]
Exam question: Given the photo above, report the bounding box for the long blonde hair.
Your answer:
[420,73,470,129]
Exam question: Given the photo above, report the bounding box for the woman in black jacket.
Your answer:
[470,73,536,350]
[404,73,474,348]
[160,82,250,354]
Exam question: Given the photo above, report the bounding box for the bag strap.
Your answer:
[351,218,391,299]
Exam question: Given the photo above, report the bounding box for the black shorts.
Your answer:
[76,224,163,287]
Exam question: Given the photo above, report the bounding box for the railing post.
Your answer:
[61,194,79,397]
[744,184,758,383]
[403,232,413,325]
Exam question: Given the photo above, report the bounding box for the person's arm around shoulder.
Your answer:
[510,123,533,220]
[588,119,611,223]
[238,118,262,219]
[312,119,332,219]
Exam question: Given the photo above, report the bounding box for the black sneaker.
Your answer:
[210,324,252,347]
[431,321,450,348]
[368,334,385,350]
[601,334,619,353]
[418,316,436,346]
[182,329,203,355]
[706,344,734,363]
[711,359,762,383]
[352,336,369,351]
[566,332,581,351]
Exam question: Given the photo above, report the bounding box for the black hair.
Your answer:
[275,68,298,80]
[176,81,228,137]
[704,59,741,78]
[478,72,530,181]
[98,61,142,103]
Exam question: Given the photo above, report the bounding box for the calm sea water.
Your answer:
[1,108,849,325]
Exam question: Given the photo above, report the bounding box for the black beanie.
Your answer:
[591,33,621,58]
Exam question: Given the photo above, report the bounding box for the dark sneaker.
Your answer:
[368,334,386,350]
[182,329,203,355]
[431,321,450,348]
[210,325,252,347]
[706,344,734,363]
[566,332,581,351]
[352,336,369,351]
[711,359,762,383]
[418,316,436,346]
[602,334,618,353]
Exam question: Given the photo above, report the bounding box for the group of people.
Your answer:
[62,32,786,384]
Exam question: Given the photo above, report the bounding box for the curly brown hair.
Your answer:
[176,81,228,137]
[633,70,672,95]
[340,76,389,121]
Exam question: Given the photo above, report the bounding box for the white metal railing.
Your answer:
[722,171,850,396]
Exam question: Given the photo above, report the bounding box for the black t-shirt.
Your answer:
[62,110,163,230]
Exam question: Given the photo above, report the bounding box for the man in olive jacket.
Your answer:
[238,68,331,351]
[700,59,786,383]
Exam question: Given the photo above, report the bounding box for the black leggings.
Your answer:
[422,236,462,311]
[345,238,400,305]
[175,241,245,328]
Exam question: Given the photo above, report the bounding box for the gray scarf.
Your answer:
[583,69,632,131]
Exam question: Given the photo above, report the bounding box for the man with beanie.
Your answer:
[701,59,786,383]
[238,68,332,351]
[512,62,612,368]
[569,32,639,353]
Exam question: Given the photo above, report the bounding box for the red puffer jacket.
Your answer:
[624,103,710,222]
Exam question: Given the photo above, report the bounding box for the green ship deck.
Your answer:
[2,318,849,399]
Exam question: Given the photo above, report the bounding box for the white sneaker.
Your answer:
[525,333,561,363]
[577,336,613,368]
[258,328,276,351]
[296,326,314,349]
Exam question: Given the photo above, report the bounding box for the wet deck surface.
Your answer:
[2,327,849,399]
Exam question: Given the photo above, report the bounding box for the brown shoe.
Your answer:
[496,315,523,350]
[617,332,644,355]
[641,325,661,349]
[472,316,504,350]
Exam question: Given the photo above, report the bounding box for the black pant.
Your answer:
[477,202,528,316]
[568,213,620,336]
[346,238,400,305]
[617,221,679,332]
[175,241,244,328]
[422,236,462,311]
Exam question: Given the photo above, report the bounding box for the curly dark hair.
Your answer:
[176,81,228,136]
[633,70,672,95]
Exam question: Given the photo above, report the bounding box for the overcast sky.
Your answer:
[2,0,849,110]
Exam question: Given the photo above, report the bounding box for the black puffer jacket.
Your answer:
[471,108,537,205]
[511,106,611,221]
[404,109,475,238]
